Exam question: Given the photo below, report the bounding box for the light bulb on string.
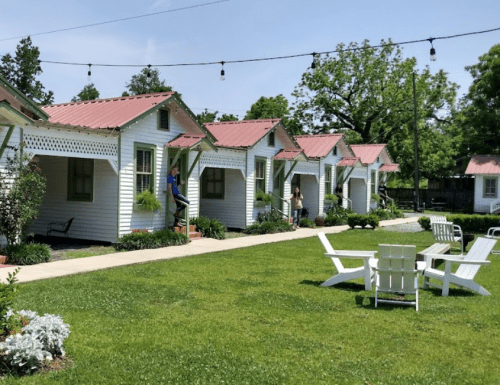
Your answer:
[220,61,225,81]
[146,64,152,81]
[87,64,92,83]
[311,52,317,69]
[428,38,437,61]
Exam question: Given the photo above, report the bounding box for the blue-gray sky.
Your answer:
[1,0,499,117]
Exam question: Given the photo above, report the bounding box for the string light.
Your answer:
[87,64,92,82]
[428,38,436,61]
[220,61,225,81]
[147,64,152,80]
[311,52,317,69]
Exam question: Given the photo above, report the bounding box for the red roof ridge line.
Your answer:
[204,118,281,126]
[294,133,343,138]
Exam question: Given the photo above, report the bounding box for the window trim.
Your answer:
[157,109,170,131]
[332,146,337,156]
[483,177,498,199]
[67,158,94,202]
[268,131,275,147]
[325,164,332,195]
[134,142,156,198]
[202,167,225,199]
[255,156,267,194]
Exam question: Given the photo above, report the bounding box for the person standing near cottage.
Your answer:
[289,187,303,229]
[167,166,190,221]
[335,182,343,207]
[378,180,389,209]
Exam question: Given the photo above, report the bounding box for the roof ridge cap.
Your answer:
[41,91,175,108]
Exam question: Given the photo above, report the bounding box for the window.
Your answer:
[371,170,377,194]
[332,146,337,156]
[268,131,275,147]
[484,177,497,198]
[158,109,169,130]
[68,158,94,202]
[255,157,266,193]
[135,144,155,195]
[202,168,224,199]
[325,165,332,195]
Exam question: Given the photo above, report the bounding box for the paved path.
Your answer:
[0,217,419,284]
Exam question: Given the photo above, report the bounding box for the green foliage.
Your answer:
[244,94,298,132]
[418,216,431,231]
[71,82,100,102]
[446,214,500,233]
[255,190,273,203]
[347,214,379,229]
[292,39,459,180]
[369,207,404,221]
[324,206,353,226]
[0,150,46,245]
[123,68,173,96]
[0,37,54,105]
[191,216,227,240]
[136,190,162,211]
[4,243,51,265]
[243,220,292,235]
[0,268,20,332]
[257,209,283,223]
[115,230,188,251]
[218,114,239,122]
[314,214,326,227]
[298,217,315,228]
[371,193,381,203]
[324,193,338,202]
[196,108,218,124]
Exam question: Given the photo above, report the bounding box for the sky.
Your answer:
[1,0,499,119]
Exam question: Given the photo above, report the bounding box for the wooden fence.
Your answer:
[386,188,473,211]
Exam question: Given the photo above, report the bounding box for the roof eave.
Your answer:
[0,100,35,125]
[0,74,49,121]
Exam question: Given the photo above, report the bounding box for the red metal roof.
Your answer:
[293,134,343,158]
[350,144,386,165]
[40,92,175,129]
[379,163,400,172]
[204,119,281,148]
[337,157,362,167]
[465,155,500,174]
[166,134,206,148]
[273,149,305,161]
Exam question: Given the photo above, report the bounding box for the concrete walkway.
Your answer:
[0,217,419,284]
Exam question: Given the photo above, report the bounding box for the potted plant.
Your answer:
[370,193,381,209]
[255,190,273,208]
[135,189,162,212]
[324,193,338,206]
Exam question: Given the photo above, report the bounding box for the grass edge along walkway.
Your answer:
[0,217,419,284]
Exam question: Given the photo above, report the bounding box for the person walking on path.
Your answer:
[289,187,304,229]
[378,180,389,209]
[335,183,344,207]
[167,166,190,222]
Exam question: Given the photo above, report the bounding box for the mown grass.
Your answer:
[5,229,500,384]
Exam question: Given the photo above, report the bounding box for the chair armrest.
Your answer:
[445,259,491,266]
[325,250,377,259]
[416,261,426,272]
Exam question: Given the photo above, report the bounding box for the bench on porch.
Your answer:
[417,243,451,268]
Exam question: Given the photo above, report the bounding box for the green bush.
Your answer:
[418,216,431,231]
[371,193,381,203]
[323,206,353,226]
[135,189,162,211]
[257,209,283,223]
[324,194,338,203]
[446,214,500,233]
[243,220,292,235]
[347,214,379,229]
[0,268,20,332]
[4,243,51,265]
[314,215,326,227]
[298,218,315,228]
[369,207,404,221]
[255,190,273,204]
[115,230,188,251]
[191,216,227,240]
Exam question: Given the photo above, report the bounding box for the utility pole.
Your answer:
[412,72,419,212]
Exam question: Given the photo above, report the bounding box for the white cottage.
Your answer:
[465,155,500,214]
[201,119,307,228]
[1,83,216,243]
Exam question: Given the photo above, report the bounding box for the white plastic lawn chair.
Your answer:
[372,244,424,311]
[422,237,497,296]
[431,222,464,254]
[317,232,377,291]
[429,215,447,224]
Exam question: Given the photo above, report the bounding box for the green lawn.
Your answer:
[6,229,500,384]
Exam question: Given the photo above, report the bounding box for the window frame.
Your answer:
[268,131,275,147]
[483,177,498,199]
[202,167,225,199]
[255,156,267,194]
[158,109,169,131]
[332,146,337,156]
[67,158,94,202]
[134,143,156,198]
[325,164,332,195]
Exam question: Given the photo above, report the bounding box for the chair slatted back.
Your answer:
[317,232,344,273]
[377,244,417,294]
[431,222,456,242]
[456,237,496,279]
[430,215,447,224]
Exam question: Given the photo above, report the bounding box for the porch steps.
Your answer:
[173,224,203,239]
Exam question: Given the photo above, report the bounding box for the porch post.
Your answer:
[0,124,15,159]
[284,160,298,181]
[187,151,202,179]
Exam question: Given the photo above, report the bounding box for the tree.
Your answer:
[196,109,218,124]
[71,83,100,102]
[244,95,299,132]
[0,37,54,105]
[218,114,238,122]
[123,68,173,96]
[0,149,46,245]
[291,39,460,180]
[459,44,500,156]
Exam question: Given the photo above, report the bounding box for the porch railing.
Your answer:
[173,198,190,240]
[271,193,291,224]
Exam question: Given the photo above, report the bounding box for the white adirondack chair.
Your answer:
[317,232,377,291]
[422,237,497,296]
[372,244,424,311]
[429,215,447,224]
[431,222,464,254]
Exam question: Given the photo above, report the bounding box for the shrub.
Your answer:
[347,214,379,229]
[243,220,292,235]
[257,209,283,223]
[136,189,162,211]
[115,230,188,251]
[0,333,51,373]
[324,194,338,203]
[314,214,326,227]
[418,216,431,231]
[191,216,227,240]
[23,314,70,357]
[371,193,381,203]
[324,206,353,226]
[0,269,20,332]
[131,229,149,233]
[299,218,315,228]
[4,243,51,265]
[446,214,500,233]
[369,208,392,220]
[255,190,273,204]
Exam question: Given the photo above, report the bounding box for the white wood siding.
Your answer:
[474,175,499,213]
[29,156,118,242]
[301,174,319,218]
[349,178,367,214]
